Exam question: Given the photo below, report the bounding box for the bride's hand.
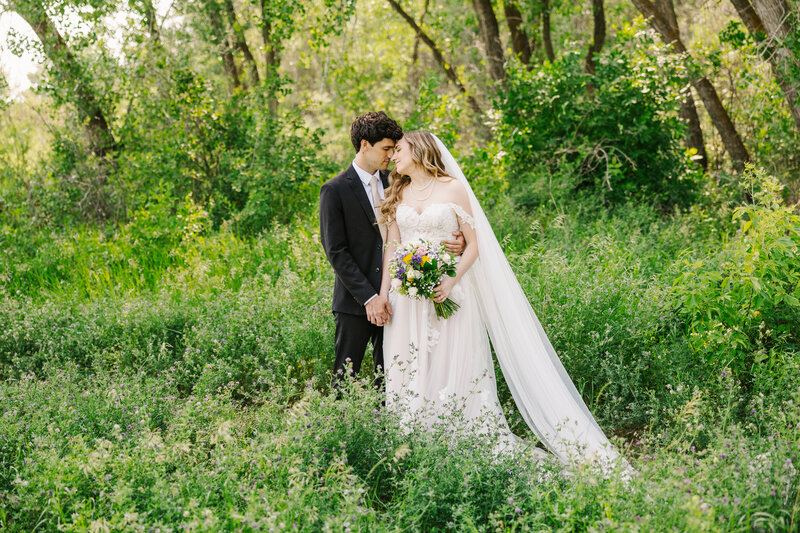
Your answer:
[433,276,456,303]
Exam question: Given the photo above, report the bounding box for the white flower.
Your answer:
[408,287,419,297]
[407,269,421,280]
[442,253,452,264]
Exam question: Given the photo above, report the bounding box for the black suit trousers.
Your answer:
[333,311,384,390]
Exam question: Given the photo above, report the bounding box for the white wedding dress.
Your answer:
[381,136,628,472]
[384,203,517,448]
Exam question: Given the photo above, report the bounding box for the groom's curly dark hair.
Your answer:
[350,111,403,152]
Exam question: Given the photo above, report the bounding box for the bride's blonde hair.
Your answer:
[379,131,449,224]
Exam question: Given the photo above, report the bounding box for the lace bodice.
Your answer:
[395,203,474,244]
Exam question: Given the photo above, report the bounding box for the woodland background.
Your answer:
[1,0,800,531]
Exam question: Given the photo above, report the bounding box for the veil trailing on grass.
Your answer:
[432,135,624,468]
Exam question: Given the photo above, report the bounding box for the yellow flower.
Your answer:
[403,253,412,264]
[421,255,429,266]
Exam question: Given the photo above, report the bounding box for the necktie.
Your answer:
[370,175,387,242]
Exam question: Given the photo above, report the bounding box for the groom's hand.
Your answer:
[443,231,466,255]
[366,295,392,326]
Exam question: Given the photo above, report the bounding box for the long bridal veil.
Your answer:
[432,135,626,469]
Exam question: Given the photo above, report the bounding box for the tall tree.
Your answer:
[260,0,279,71]
[387,0,483,114]
[542,0,555,62]
[7,0,115,157]
[633,0,750,169]
[730,0,800,133]
[223,0,261,86]
[136,0,160,42]
[260,0,280,113]
[504,0,532,65]
[471,0,506,82]
[679,91,709,170]
[584,0,605,74]
[205,0,243,89]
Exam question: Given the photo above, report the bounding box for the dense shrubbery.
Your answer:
[497,23,697,210]
[1,180,798,529]
[3,78,334,235]
[116,74,336,232]
[673,166,800,396]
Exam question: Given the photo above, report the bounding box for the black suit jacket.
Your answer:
[319,164,390,315]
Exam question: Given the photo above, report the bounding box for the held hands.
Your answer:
[443,231,466,255]
[366,294,392,326]
[433,276,456,303]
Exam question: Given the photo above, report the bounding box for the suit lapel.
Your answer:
[346,165,380,233]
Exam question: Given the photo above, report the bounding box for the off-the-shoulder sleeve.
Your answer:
[450,203,475,229]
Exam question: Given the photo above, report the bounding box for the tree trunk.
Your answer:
[679,90,709,170]
[730,0,800,133]
[223,0,260,86]
[651,0,707,168]
[260,0,280,114]
[632,0,750,169]
[139,0,160,42]
[542,0,555,62]
[259,0,280,71]
[206,0,242,90]
[12,1,115,157]
[471,0,506,82]
[584,0,605,74]
[504,0,532,64]
[386,0,483,114]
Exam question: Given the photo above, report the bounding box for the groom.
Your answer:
[319,111,463,387]
[319,111,403,386]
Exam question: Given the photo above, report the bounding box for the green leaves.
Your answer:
[496,19,696,210]
[672,166,800,380]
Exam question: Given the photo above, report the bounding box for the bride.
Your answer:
[378,131,625,469]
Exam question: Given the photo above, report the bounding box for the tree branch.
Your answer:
[386,0,483,114]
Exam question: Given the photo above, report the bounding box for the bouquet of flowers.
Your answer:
[388,238,460,319]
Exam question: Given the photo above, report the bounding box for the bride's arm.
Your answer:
[379,220,401,300]
[434,187,477,303]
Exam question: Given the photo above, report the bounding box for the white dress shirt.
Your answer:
[352,160,385,306]
[352,160,385,205]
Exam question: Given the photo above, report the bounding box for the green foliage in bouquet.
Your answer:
[389,239,460,319]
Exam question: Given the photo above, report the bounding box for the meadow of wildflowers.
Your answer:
[0,171,798,531]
